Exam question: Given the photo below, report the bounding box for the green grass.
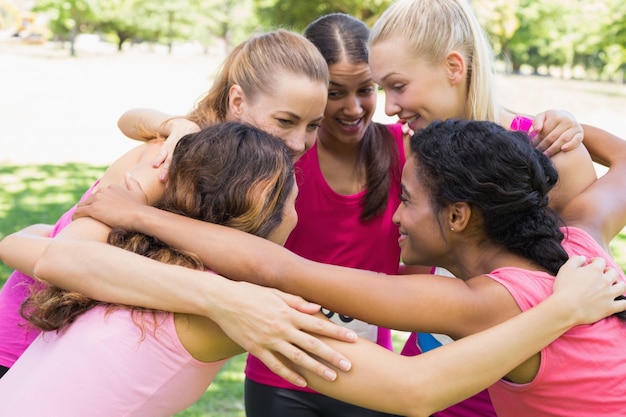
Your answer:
[1,163,625,416]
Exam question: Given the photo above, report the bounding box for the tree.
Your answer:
[34,0,97,56]
[252,0,393,32]
[472,0,521,73]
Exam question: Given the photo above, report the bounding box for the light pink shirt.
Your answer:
[487,227,626,416]
[0,307,227,416]
[0,181,99,368]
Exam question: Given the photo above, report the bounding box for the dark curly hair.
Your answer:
[410,119,625,320]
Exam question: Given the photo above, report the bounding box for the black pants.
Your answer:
[245,378,402,417]
[0,365,9,379]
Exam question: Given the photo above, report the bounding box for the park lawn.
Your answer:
[1,163,625,416]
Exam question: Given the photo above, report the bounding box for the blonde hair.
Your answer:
[188,30,329,127]
[370,0,497,121]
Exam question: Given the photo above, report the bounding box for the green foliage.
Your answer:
[471,0,626,79]
[25,0,626,78]
[0,163,106,282]
[252,0,393,31]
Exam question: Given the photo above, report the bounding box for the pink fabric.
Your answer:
[0,181,99,368]
[400,333,497,417]
[486,227,626,417]
[0,307,227,416]
[245,123,406,392]
[510,115,533,132]
[396,116,540,416]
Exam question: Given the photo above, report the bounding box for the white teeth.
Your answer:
[340,119,360,126]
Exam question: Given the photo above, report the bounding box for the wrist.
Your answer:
[544,292,579,329]
[165,118,199,137]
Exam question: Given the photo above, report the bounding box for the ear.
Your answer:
[228,84,245,117]
[447,202,471,232]
[446,51,467,86]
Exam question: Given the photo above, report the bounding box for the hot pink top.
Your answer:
[0,307,227,416]
[0,181,99,368]
[487,227,626,416]
[245,123,406,392]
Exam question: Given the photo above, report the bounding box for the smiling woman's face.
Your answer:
[235,73,327,159]
[369,36,467,132]
[317,60,377,146]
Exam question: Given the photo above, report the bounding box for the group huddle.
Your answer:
[1,1,625,417]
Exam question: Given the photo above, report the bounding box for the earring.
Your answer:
[450,227,455,231]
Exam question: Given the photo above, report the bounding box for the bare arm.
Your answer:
[9,146,357,385]
[561,126,626,251]
[280,257,626,417]
[0,225,53,274]
[72,180,513,338]
[117,108,200,177]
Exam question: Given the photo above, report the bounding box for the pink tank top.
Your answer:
[245,123,406,392]
[0,181,99,368]
[0,307,227,416]
[487,227,626,416]
[398,116,536,416]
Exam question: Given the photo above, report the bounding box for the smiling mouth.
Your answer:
[338,118,362,127]
[403,114,420,125]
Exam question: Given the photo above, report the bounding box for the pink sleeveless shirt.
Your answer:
[245,123,406,392]
[0,307,227,416]
[398,116,536,417]
[0,181,99,368]
[487,227,626,416]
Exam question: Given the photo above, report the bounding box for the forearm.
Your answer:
[548,143,596,214]
[33,238,227,317]
[127,204,465,332]
[118,108,197,141]
[581,124,626,167]
[301,294,576,417]
[0,224,54,275]
[0,231,52,276]
[34,240,227,315]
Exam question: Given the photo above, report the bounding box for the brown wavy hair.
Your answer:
[22,122,295,331]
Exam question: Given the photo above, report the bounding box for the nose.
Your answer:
[344,95,363,117]
[284,131,307,158]
[384,94,400,117]
[392,203,402,226]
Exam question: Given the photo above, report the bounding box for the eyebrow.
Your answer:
[329,78,374,87]
[278,111,324,123]
[379,72,397,83]
[400,183,409,197]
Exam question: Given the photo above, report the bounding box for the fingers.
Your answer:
[278,292,357,343]
[152,149,167,169]
[565,254,586,269]
[124,173,146,199]
[246,321,353,387]
[252,351,309,387]
[531,110,583,156]
[159,162,170,182]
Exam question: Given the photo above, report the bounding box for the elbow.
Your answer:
[32,247,55,284]
[32,242,66,286]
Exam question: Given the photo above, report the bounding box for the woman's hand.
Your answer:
[552,256,626,325]
[73,173,147,229]
[153,118,200,181]
[531,110,584,156]
[211,281,356,387]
